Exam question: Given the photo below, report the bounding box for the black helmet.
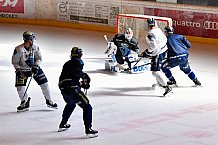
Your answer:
[71,46,83,58]
[164,26,174,35]
[23,31,36,41]
[147,18,155,27]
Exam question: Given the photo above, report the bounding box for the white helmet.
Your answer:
[124,28,133,41]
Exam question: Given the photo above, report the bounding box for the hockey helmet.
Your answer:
[23,31,36,41]
[124,28,133,41]
[71,46,83,58]
[164,26,174,35]
[147,18,155,27]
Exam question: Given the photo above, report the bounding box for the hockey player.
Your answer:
[162,26,201,86]
[139,18,172,96]
[58,46,98,138]
[12,31,58,112]
[107,27,139,71]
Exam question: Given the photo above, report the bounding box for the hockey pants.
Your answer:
[60,87,93,129]
[161,56,196,81]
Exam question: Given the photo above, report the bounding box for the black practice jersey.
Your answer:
[59,58,84,88]
[111,33,139,56]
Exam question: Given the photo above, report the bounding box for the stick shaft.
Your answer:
[104,35,108,43]
[132,57,142,68]
[21,75,33,101]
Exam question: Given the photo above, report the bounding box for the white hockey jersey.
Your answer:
[12,44,42,70]
[145,27,168,56]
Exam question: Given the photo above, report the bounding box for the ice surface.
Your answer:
[1,23,218,145]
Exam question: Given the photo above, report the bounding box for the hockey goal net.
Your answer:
[116,14,172,51]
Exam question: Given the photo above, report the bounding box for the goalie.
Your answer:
[58,47,98,138]
[106,28,139,72]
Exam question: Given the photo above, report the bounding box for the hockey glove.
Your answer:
[83,73,91,83]
[105,42,114,54]
[31,65,39,76]
[138,53,143,57]
[138,49,151,58]
[80,82,90,89]
[16,68,27,79]
[80,73,91,89]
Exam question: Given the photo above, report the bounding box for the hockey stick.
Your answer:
[84,89,88,95]
[104,35,108,43]
[104,35,111,54]
[21,75,33,101]
[132,57,142,68]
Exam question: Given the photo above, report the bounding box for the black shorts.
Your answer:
[15,68,48,87]
[150,52,166,71]
[60,87,90,108]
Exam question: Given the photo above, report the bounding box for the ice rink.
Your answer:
[1,23,218,145]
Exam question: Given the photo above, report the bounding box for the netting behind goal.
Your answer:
[116,14,172,51]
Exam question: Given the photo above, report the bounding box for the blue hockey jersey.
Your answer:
[166,34,191,58]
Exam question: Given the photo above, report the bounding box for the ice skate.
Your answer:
[193,78,201,86]
[124,67,131,74]
[85,128,98,138]
[46,99,58,109]
[167,79,178,87]
[17,97,31,112]
[163,85,172,97]
[58,123,71,132]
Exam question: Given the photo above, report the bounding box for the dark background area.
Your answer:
[135,0,218,6]
[177,0,218,6]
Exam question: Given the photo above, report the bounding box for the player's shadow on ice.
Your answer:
[88,87,163,98]
[172,85,201,88]
[0,111,21,117]
[29,109,56,112]
[50,135,87,141]
[0,109,57,117]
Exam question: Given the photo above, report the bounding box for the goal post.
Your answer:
[116,14,173,51]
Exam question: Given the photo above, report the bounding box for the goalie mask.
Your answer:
[71,46,83,59]
[23,31,36,42]
[124,28,133,41]
[164,26,174,35]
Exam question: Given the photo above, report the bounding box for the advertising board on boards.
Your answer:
[0,0,24,13]
[0,0,24,18]
[144,8,218,39]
